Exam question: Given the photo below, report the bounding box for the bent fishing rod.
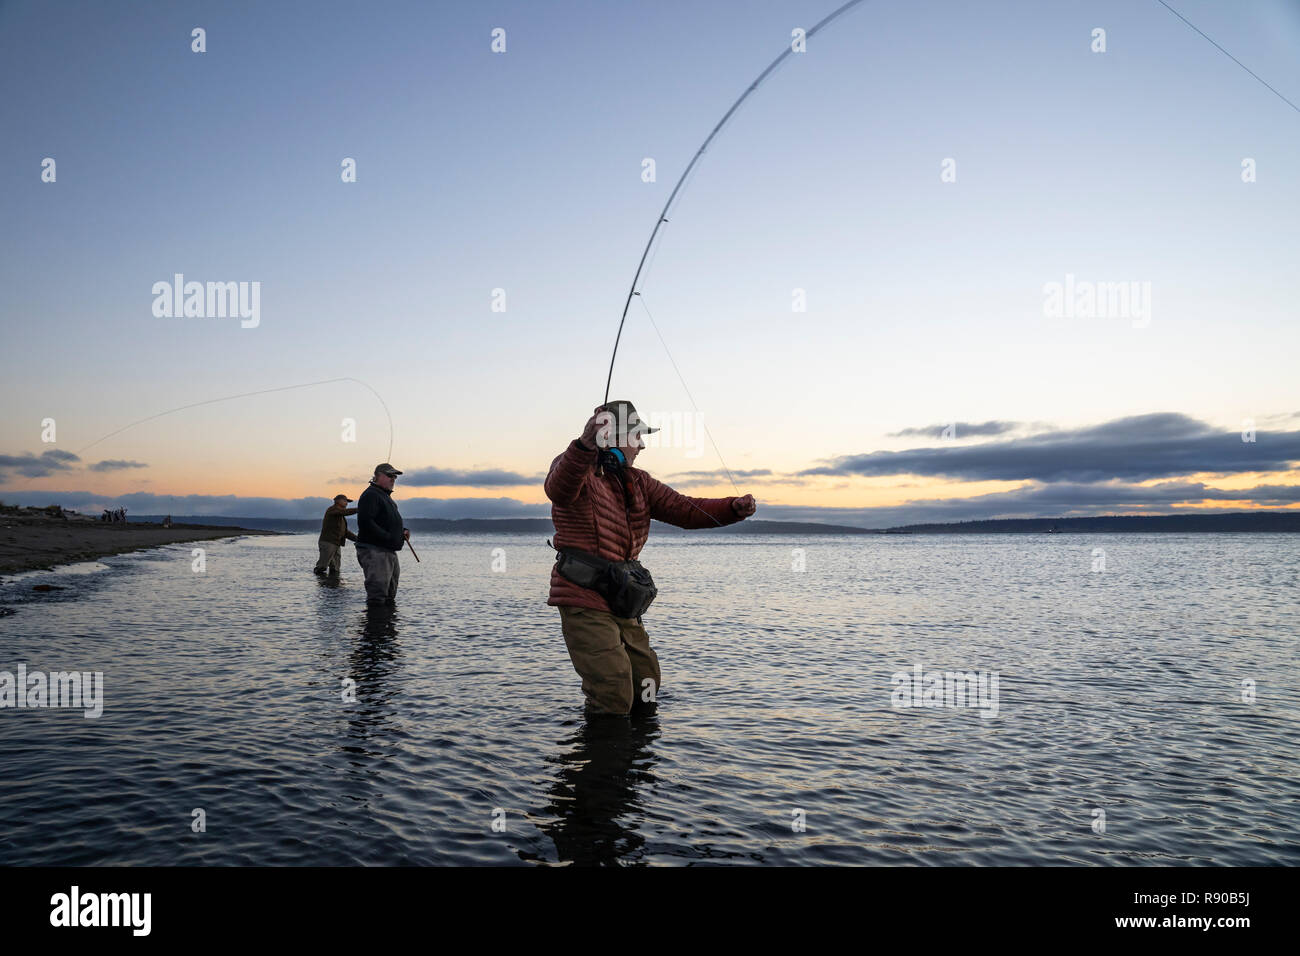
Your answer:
[602,0,1290,404]
[75,377,395,460]
[602,0,870,406]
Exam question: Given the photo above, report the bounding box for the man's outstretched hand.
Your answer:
[731,494,757,518]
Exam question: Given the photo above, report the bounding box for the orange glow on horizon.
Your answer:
[7,462,1300,513]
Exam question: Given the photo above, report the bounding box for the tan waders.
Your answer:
[558,606,661,716]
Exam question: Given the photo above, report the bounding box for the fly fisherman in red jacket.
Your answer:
[546,400,757,716]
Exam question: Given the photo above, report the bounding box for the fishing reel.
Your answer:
[597,447,627,475]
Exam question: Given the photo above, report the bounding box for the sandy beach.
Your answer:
[0,512,277,575]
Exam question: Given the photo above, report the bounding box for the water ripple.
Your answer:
[0,532,1296,865]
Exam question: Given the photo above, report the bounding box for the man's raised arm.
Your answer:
[545,407,609,506]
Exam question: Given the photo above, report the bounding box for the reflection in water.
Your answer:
[535,712,661,866]
[338,606,404,779]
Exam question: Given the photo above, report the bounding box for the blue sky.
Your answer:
[2,0,1298,525]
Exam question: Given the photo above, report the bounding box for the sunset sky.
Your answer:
[2,0,1298,527]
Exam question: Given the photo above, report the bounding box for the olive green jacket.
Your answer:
[319,504,359,546]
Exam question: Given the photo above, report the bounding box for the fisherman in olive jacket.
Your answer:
[313,494,358,576]
[355,463,409,606]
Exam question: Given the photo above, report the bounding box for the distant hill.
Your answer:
[885,512,1300,533]
[132,516,874,535]
[131,511,1300,535]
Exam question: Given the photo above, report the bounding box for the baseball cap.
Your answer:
[602,400,659,439]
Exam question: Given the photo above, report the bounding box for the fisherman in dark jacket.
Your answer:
[313,494,358,575]
[355,463,409,606]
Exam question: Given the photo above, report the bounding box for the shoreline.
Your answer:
[0,516,280,577]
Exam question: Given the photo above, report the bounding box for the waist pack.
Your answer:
[553,545,658,619]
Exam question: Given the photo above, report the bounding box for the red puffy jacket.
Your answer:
[545,438,741,611]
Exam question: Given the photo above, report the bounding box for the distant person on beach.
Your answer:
[355,463,409,606]
[545,401,757,717]
[314,494,358,576]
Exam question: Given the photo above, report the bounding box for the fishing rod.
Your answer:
[603,0,1296,406]
[75,376,395,460]
[602,0,871,406]
[597,1,870,527]
[1153,0,1300,115]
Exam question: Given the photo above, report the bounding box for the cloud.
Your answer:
[662,468,780,488]
[1258,411,1300,426]
[755,479,1300,528]
[1,450,145,478]
[5,410,1297,525]
[803,413,1300,483]
[0,450,81,478]
[401,466,544,487]
[887,420,1023,439]
[88,459,147,472]
[2,480,1296,527]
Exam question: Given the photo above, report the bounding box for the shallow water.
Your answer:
[0,532,1296,865]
